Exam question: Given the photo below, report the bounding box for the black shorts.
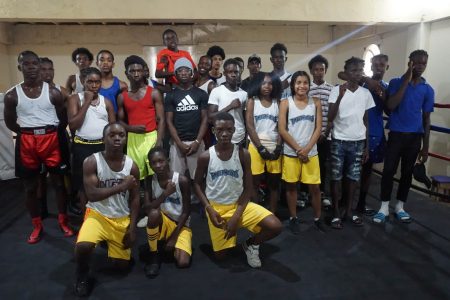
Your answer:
[71,141,104,191]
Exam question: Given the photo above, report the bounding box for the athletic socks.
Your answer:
[395,200,405,213]
[146,227,159,252]
[378,201,390,215]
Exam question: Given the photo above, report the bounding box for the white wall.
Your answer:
[425,18,450,176]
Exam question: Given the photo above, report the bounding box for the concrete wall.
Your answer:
[2,0,449,23]
[4,23,339,89]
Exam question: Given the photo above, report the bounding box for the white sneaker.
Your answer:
[242,241,261,268]
[322,198,331,207]
[137,216,148,228]
[296,200,306,208]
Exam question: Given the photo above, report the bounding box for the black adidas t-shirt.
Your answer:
[164,86,208,141]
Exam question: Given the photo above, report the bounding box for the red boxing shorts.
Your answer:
[15,126,68,177]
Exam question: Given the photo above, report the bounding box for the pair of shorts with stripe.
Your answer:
[148,212,192,255]
[77,208,131,260]
[281,155,321,184]
[206,201,272,252]
[248,143,281,175]
[15,130,68,178]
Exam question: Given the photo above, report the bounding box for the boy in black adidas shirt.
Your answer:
[165,57,209,183]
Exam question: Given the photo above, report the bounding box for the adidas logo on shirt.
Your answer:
[176,95,198,112]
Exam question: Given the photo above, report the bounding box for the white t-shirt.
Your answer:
[208,85,247,144]
[328,85,375,141]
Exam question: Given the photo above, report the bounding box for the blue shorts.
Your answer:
[368,135,386,164]
[330,139,365,181]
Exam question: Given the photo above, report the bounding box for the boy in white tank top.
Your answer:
[143,147,192,278]
[4,51,74,244]
[194,112,282,268]
[74,123,140,297]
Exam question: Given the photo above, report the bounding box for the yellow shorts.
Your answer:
[157,212,192,256]
[282,155,321,184]
[77,208,131,260]
[206,201,273,252]
[248,143,281,175]
[127,130,157,179]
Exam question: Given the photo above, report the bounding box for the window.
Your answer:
[363,44,380,77]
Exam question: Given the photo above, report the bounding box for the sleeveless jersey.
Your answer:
[206,145,243,205]
[74,73,84,94]
[16,82,59,128]
[198,79,213,94]
[283,96,318,157]
[75,93,109,140]
[86,152,133,218]
[251,97,279,151]
[122,86,157,132]
[152,172,190,226]
[99,76,121,113]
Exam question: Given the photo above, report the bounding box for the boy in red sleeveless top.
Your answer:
[155,29,197,87]
[117,55,165,182]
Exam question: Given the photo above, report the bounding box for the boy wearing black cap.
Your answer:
[241,54,262,95]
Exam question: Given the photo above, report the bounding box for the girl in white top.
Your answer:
[246,72,283,213]
[67,67,116,209]
[278,71,324,233]
[68,67,116,140]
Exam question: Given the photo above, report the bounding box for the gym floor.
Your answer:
[1,176,449,300]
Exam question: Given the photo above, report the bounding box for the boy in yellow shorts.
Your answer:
[194,112,282,268]
[74,123,140,297]
[144,147,192,278]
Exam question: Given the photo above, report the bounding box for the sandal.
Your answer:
[373,212,388,224]
[331,218,343,230]
[395,211,411,223]
[351,215,364,227]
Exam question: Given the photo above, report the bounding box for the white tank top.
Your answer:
[75,93,109,140]
[16,82,59,128]
[251,97,279,151]
[152,172,190,226]
[198,79,213,94]
[74,73,84,94]
[283,96,318,157]
[206,145,243,205]
[86,152,133,218]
